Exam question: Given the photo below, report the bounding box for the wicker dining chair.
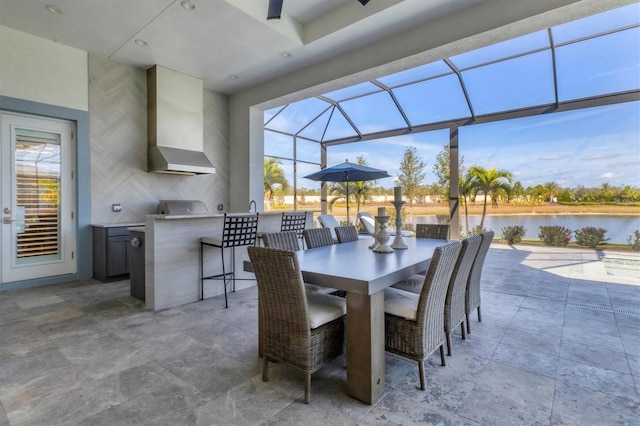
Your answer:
[444,234,482,356]
[258,231,337,357]
[262,230,301,251]
[383,240,462,390]
[262,231,336,295]
[334,225,359,243]
[303,227,335,249]
[416,224,450,239]
[247,246,346,404]
[465,231,494,333]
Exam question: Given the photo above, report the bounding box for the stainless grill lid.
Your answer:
[158,200,209,215]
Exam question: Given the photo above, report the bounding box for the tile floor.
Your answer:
[0,245,638,425]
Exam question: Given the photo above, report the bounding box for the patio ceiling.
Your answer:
[264,3,640,146]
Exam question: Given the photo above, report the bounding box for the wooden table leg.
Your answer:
[346,290,385,404]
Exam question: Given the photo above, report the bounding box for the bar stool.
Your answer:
[281,211,307,248]
[201,213,259,308]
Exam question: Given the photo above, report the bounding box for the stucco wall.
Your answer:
[0,25,88,111]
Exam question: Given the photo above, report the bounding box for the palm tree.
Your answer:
[600,183,613,202]
[459,171,477,236]
[543,181,561,203]
[328,181,350,213]
[353,156,374,216]
[264,158,288,206]
[468,166,513,228]
[352,180,373,217]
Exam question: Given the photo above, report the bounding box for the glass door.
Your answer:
[1,113,76,283]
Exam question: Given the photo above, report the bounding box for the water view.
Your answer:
[415,214,639,244]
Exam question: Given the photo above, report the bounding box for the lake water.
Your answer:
[414,214,640,244]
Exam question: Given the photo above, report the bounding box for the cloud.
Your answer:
[581,153,619,161]
[607,159,640,167]
[600,172,623,180]
[538,155,568,161]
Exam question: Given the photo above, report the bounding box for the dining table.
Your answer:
[294,236,447,405]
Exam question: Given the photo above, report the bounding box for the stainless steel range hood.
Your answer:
[147,65,215,175]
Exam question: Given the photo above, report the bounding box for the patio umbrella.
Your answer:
[304,160,391,223]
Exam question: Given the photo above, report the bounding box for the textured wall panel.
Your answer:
[89,55,229,223]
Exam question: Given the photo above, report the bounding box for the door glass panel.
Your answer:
[14,129,61,264]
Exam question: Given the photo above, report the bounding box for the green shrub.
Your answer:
[501,225,526,244]
[539,225,572,246]
[628,230,640,251]
[435,214,449,224]
[574,227,609,248]
[469,225,487,237]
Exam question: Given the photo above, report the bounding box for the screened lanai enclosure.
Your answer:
[264,3,640,238]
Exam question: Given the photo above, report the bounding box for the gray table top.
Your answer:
[297,237,446,295]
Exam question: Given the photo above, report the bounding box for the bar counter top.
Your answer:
[143,211,315,310]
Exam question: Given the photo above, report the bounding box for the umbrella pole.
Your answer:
[346,179,350,225]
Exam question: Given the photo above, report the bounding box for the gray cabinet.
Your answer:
[93,226,131,282]
[128,230,145,301]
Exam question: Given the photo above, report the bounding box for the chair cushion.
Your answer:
[384,287,420,320]
[359,214,376,234]
[391,274,425,294]
[306,292,347,329]
[304,283,339,295]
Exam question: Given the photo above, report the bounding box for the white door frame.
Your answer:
[1,112,76,284]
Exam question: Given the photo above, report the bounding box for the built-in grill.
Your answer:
[157,200,209,215]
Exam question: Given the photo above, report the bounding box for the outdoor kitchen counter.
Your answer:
[144,211,314,310]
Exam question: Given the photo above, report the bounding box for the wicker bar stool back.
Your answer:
[383,240,462,390]
[248,246,346,404]
[334,225,359,243]
[416,224,450,239]
[465,231,494,333]
[303,227,334,249]
[444,234,482,356]
[200,213,259,307]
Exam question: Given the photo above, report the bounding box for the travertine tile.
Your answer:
[1,244,638,425]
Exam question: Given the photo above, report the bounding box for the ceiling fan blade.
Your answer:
[267,0,283,20]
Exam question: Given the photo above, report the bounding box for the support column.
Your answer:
[449,126,460,239]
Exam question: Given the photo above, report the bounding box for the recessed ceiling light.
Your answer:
[228,74,238,80]
[181,1,196,10]
[281,52,291,58]
[134,39,148,46]
[45,5,63,14]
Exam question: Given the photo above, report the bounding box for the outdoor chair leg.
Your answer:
[477,306,482,322]
[466,314,471,334]
[461,322,466,340]
[304,375,311,404]
[446,333,452,356]
[221,247,229,308]
[418,361,426,390]
[439,345,446,366]
[262,357,269,382]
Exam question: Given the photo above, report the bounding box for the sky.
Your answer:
[264,3,640,191]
